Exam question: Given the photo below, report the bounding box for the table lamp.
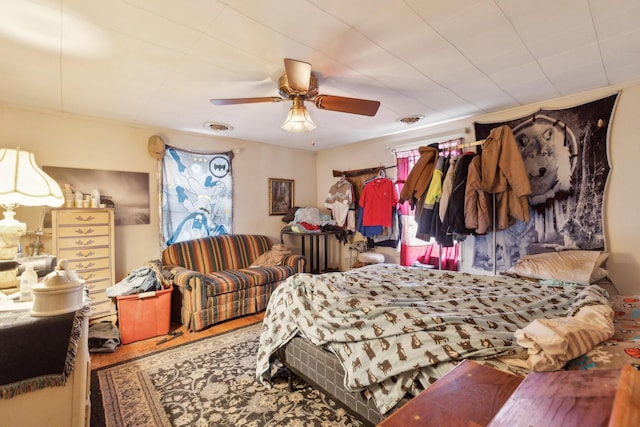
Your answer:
[0,148,64,260]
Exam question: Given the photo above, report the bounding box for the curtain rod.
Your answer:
[332,165,396,178]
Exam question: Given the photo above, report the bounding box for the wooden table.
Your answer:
[378,360,523,427]
[489,365,640,427]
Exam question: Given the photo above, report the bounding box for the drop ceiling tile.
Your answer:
[118,0,226,32]
[590,0,640,38]
[217,0,350,57]
[64,0,142,36]
[489,61,558,102]
[449,75,515,111]
[502,77,561,105]
[538,42,608,90]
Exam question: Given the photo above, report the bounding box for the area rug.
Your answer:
[91,323,363,426]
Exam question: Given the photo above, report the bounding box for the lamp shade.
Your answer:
[281,96,317,133]
[0,148,64,208]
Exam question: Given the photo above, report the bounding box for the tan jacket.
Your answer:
[399,146,438,207]
[478,125,532,228]
[465,154,492,233]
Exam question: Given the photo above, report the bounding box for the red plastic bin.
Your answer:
[116,286,172,344]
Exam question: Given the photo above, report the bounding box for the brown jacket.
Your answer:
[477,125,532,228]
[399,146,438,207]
[465,154,493,233]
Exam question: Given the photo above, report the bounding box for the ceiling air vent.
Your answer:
[204,122,233,132]
[399,115,424,125]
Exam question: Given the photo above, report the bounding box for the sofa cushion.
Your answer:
[161,234,273,273]
[204,265,295,297]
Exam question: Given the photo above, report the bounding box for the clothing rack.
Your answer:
[433,138,498,274]
[332,165,396,178]
[439,139,485,152]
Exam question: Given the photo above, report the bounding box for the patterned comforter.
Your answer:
[256,264,611,414]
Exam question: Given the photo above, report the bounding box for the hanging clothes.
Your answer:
[464,154,494,234]
[439,156,458,223]
[478,125,532,229]
[324,176,355,230]
[442,152,476,239]
[359,176,398,228]
[398,146,438,208]
[416,156,446,241]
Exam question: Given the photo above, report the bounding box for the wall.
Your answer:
[3,82,638,294]
[0,104,317,281]
[316,82,640,295]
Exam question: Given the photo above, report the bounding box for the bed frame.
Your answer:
[275,336,395,426]
[273,278,620,426]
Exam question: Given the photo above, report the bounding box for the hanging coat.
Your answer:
[398,146,438,208]
[442,152,476,237]
[479,125,532,229]
[464,154,493,234]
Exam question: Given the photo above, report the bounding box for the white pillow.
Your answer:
[506,250,608,285]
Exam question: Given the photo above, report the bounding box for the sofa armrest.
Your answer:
[165,265,209,330]
[281,254,306,273]
[166,265,204,292]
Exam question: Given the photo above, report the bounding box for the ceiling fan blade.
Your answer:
[210,97,283,105]
[284,58,312,93]
[314,95,381,117]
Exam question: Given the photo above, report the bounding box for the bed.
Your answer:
[256,253,624,425]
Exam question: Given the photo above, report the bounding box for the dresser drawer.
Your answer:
[66,257,111,272]
[76,267,112,283]
[56,235,110,249]
[55,210,111,225]
[84,277,113,294]
[56,224,110,238]
[58,246,111,261]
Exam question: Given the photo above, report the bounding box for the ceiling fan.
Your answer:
[210,58,381,132]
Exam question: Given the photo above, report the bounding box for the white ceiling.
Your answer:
[1,0,639,151]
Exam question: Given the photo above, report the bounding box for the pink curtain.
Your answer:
[419,243,460,270]
[395,146,460,270]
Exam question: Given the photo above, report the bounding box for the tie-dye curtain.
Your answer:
[161,146,233,247]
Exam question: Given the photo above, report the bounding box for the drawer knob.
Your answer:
[74,239,95,246]
[76,262,95,269]
[75,215,95,222]
[74,251,95,258]
[74,228,95,235]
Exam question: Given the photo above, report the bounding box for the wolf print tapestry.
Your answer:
[161,146,233,247]
[472,93,618,271]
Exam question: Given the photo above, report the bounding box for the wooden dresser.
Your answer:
[52,208,116,323]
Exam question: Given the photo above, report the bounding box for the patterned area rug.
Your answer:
[91,323,363,426]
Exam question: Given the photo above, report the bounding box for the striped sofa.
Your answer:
[161,234,305,331]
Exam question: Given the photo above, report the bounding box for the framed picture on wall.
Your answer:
[269,178,294,215]
[43,166,150,226]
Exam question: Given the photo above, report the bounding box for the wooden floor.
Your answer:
[90,312,265,370]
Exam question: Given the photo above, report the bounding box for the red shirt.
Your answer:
[359,178,398,227]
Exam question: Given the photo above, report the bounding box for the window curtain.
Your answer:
[395,144,460,270]
[395,148,429,266]
[161,146,233,247]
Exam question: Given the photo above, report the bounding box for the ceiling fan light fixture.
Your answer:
[281,97,316,132]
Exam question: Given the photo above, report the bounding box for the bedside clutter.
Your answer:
[161,234,305,332]
[106,259,173,345]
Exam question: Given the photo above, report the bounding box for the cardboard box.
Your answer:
[117,286,172,344]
